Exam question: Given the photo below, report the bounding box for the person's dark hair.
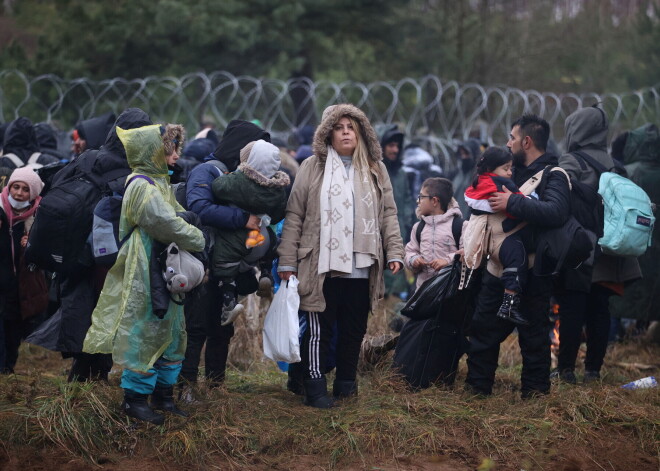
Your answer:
[511,114,550,151]
[611,131,628,164]
[472,146,512,188]
[421,177,453,212]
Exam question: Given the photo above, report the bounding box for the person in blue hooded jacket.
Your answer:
[178,120,271,399]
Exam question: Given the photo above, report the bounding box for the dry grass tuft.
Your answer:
[2,295,659,470]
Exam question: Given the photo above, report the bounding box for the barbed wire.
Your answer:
[1,70,658,171]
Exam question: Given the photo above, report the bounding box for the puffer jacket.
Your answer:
[278,104,405,312]
[404,199,463,290]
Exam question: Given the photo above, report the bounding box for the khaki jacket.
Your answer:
[278,155,404,312]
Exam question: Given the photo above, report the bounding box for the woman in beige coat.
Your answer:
[278,104,404,408]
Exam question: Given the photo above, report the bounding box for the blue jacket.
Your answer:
[186,155,248,230]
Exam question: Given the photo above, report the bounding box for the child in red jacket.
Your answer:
[464,146,534,325]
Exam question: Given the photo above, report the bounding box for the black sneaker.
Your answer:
[496,292,529,326]
[583,370,601,384]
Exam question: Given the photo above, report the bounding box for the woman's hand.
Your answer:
[279,271,297,281]
[428,259,448,271]
[388,261,403,274]
[20,235,28,248]
[245,214,260,231]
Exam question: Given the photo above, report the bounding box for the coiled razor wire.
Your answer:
[1,70,658,172]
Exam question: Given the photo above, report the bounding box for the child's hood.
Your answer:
[237,139,290,188]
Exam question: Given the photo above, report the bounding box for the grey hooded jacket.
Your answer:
[559,107,640,288]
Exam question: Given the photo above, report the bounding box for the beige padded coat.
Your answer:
[277,104,405,312]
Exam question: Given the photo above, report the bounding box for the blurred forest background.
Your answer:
[1,0,658,93]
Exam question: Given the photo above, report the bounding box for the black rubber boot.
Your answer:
[496,293,529,326]
[151,385,189,417]
[303,377,334,409]
[286,362,305,396]
[122,389,165,425]
[333,380,358,399]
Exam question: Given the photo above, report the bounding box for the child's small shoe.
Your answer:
[496,292,528,326]
[219,281,244,326]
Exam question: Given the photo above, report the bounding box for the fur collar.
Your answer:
[312,104,382,164]
[238,162,290,188]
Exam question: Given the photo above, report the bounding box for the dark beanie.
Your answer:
[213,120,270,172]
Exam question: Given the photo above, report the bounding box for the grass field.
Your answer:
[0,294,658,471]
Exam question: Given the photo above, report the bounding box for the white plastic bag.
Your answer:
[263,275,301,363]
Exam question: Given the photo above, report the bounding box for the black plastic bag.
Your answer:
[400,259,461,321]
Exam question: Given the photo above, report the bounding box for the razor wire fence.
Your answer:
[1,70,658,172]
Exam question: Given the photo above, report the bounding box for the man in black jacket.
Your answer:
[466,115,570,398]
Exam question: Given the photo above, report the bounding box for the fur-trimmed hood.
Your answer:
[162,124,185,156]
[237,162,290,188]
[312,104,382,164]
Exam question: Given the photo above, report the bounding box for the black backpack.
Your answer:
[532,166,593,276]
[25,150,106,274]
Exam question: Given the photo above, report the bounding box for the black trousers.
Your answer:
[301,277,370,381]
[556,284,612,373]
[466,271,552,396]
[499,225,533,293]
[179,279,234,384]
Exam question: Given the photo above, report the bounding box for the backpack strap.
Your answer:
[1,153,24,168]
[572,150,609,174]
[27,152,42,165]
[119,175,156,246]
[415,215,462,249]
[451,215,463,249]
[415,219,426,244]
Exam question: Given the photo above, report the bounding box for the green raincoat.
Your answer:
[83,125,205,373]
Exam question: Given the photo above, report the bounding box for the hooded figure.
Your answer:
[83,124,204,424]
[25,108,154,384]
[277,104,404,408]
[34,123,69,161]
[377,124,415,296]
[452,138,482,217]
[0,117,60,169]
[610,123,660,322]
[294,125,315,163]
[554,106,641,384]
[73,112,116,155]
[210,140,289,281]
[213,120,271,173]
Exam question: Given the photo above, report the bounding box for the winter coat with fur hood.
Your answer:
[405,198,463,290]
[277,104,405,312]
[559,106,640,291]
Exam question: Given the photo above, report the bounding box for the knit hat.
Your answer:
[7,167,44,201]
[240,140,280,178]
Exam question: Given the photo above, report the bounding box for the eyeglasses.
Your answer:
[416,194,435,203]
